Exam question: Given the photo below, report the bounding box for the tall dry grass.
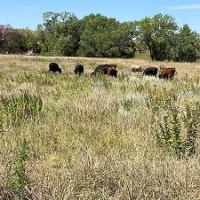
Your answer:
[0,55,200,199]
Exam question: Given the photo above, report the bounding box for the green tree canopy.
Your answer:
[172,24,200,62]
[137,13,177,61]
[78,14,137,57]
[1,12,200,62]
[38,11,81,56]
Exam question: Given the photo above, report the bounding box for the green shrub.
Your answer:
[182,103,200,156]
[156,102,200,158]
[157,105,182,158]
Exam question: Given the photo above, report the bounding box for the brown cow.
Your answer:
[159,68,176,79]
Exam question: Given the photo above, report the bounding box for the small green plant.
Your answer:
[157,105,182,158]
[157,102,200,158]
[182,103,200,156]
[8,138,31,200]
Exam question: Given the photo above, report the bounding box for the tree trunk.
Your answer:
[149,45,155,60]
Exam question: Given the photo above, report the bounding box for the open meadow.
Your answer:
[0,54,200,199]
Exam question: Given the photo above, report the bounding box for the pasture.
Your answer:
[0,54,200,199]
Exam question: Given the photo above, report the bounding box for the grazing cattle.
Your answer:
[108,68,118,77]
[91,64,117,76]
[49,63,62,74]
[143,67,158,77]
[74,64,84,75]
[159,68,176,79]
[130,65,143,72]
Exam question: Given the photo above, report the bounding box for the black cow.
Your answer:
[108,68,118,77]
[143,67,158,77]
[74,64,84,75]
[91,64,117,76]
[49,63,62,74]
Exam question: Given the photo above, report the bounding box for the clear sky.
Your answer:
[0,0,200,32]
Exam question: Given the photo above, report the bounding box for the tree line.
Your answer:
[0,12,200,62]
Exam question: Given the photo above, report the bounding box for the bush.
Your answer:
[156,105,182,158]
[182,103,200,156]
[156,103,200,158]
[172,24,200,62]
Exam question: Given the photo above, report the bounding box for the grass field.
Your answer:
[0,54,200,199]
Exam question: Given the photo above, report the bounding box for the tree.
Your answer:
[78,14,137,57]
[97,22,137,57]
[54,35,76,56]
[78,14,119,57]
[0,25,38,54]
[0,24,12,53]
[172,24,200,62]
[37,12,81,56]
[137,14,177,61]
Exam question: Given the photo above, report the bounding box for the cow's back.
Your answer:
[49,63,62,73]
[92,64,117,75]
[143,67,158,76]
[159,68,176,79]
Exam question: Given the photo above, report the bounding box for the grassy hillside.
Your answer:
[0,55,200,199]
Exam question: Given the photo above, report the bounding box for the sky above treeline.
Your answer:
[0,0,200,32]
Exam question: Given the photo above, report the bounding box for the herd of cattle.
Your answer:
[48,62,177,79]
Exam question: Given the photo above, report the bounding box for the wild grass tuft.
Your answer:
[1,92,42,126]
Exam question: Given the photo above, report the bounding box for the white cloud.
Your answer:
[168,3,200,10]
